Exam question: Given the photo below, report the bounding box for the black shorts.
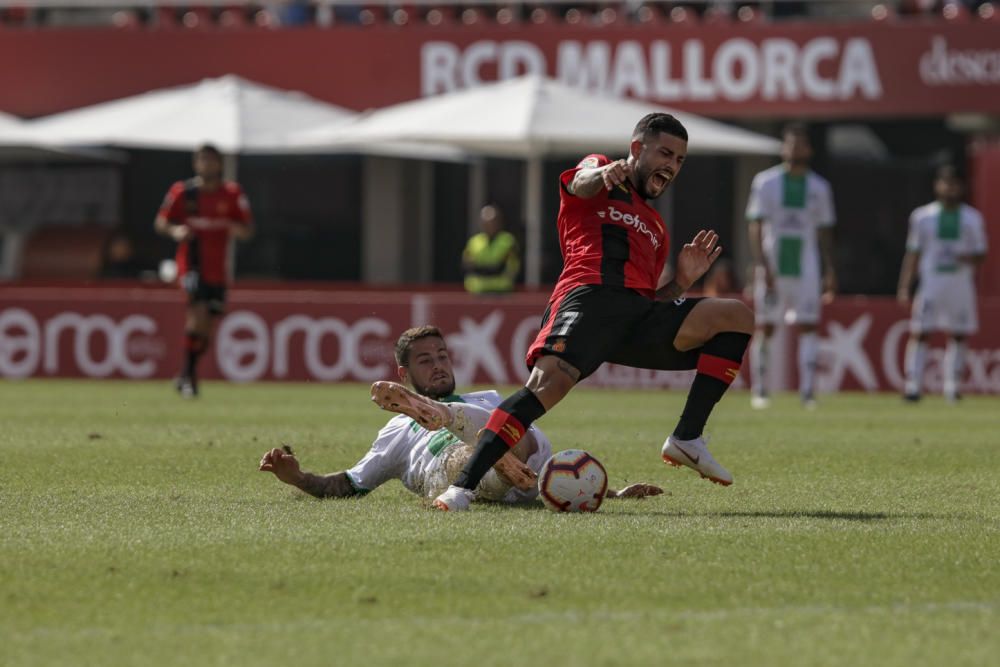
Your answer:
[183,273,227,315]
[527,285,703,380]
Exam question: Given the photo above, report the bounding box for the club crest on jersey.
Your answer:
[603,206,661,250]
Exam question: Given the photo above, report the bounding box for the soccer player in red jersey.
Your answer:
[373,113,754,510]
[154,145,254,397]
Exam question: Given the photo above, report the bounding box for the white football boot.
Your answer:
[432,485,475,511]
[370,381,452,431]
[662,436,733,486]
[750,394,771,410]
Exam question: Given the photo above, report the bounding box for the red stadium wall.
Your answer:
[1,22,998,118]
[2,285,999,394]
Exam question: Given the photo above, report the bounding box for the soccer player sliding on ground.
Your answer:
[260,326,662,504]
[374,113,754,511]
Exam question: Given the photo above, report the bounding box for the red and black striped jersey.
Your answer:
[158,180,252,285]
[550,154,669,303]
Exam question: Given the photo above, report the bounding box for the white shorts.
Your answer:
[910,280,978,335]
[753,269,821,326]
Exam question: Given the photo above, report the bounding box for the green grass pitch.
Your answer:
[1,379,998,666]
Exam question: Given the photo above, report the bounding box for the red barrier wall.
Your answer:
[1,22,998,118]
[2,285,999,393]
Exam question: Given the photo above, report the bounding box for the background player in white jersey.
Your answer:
[746,123,837,408]
[258,326,662,503]
[897,165,988,402]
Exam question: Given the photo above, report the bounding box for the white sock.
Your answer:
[798,332,819,398]
[943,338,966,399]
[444,402,491,444]
[750,334,769,397]
[904,338,927,396]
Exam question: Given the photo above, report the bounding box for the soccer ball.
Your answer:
[538,449,608,513]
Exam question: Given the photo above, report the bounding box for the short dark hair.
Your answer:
[935,164,964,182]
[632,113,688,143]
[395,326,445,367]
[194,144,223,160]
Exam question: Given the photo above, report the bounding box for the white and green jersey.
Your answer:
[906,201,987,287]
[746,165,836,282]
[345,390,550,499]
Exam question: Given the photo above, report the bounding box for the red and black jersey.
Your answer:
[550,154,669,303]
[158,179,252,285]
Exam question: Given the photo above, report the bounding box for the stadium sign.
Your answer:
[1,23,998,118]
[214,311,394,382]
[919,36,1000,86]
[423,37,883,104]
[2,289,999,394]
[0,307,163,379]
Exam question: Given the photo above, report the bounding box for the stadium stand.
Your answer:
[1,1,997,29]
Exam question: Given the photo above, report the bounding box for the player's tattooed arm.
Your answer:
[655,280,687,302]
[568,160,632,199]
[258,446,361,499]
[296,471,359,499]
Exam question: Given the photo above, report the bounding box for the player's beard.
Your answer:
[634,163,670,200]
[413,376,456,400]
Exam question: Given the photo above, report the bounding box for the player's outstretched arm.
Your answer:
[568,160,632,199]
[606,483,664,499]
[258,446,359,499]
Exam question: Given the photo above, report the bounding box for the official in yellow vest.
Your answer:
[463,204,520,294]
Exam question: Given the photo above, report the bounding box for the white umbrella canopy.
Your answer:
[0,110,125,162]
[30,75,358,153]
[293,75,781,157]
[294,76,780,285]
[0,111,22,133]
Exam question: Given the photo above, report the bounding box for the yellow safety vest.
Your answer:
[463,231,520,293]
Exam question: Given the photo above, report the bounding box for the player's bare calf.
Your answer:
[370,381,451,430]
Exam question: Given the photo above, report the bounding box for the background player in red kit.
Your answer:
[372,113,755,511]
[155,144,254,397]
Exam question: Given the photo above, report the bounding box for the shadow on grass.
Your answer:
[476,501,978,522]
[605,509,977,521]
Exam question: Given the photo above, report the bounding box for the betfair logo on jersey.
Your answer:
[603,206,661,250]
